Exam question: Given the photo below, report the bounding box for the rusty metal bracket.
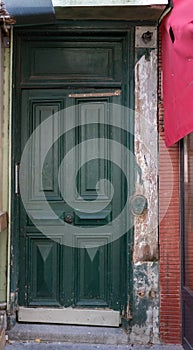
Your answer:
[0,1,15,34]
[135,26,157,48]
[0,1,15,47]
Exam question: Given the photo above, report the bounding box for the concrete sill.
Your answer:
[0,212,7,232]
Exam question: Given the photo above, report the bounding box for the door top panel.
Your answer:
[18,32,131,87]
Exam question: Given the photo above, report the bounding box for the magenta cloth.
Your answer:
[161,0,193,146]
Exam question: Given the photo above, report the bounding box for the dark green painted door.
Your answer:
[16,30,133,318]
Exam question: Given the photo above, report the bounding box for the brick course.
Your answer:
[158,31,181,344]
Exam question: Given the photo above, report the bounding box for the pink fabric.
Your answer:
[161,0,193,146]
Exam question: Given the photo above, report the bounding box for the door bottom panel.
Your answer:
[18,307,121,327]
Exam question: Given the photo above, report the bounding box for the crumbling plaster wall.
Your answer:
[130,27,159,344]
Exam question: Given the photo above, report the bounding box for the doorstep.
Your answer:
[5,342,184,350]
[5,325,185,349]
[6,323,128,345]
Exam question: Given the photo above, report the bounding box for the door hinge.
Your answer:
[10,245,14,268]
[15,163,20,195]
[10,290,19,312]
[24,285,28,303]
[121,303,132,320]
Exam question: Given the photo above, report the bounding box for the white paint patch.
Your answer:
[130,263,160,344]
[134,47,158,263]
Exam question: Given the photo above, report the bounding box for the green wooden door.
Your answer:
[15,30,133,325]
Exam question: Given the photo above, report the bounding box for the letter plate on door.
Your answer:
[68,90,121,98]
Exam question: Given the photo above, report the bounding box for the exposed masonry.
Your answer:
[131,31,159,343]
[130,263,159,344]
[158,34,181,344]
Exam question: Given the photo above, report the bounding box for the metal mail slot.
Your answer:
[68,90,121,98]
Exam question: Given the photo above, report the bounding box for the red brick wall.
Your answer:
[158,32,181,344]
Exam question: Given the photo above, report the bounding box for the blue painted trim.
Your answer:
[5,0,55,24]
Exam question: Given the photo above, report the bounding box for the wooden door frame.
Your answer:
[10,21,135,327]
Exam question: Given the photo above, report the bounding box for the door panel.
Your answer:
[28,235,61,306]
[30,101,63,201]
[76,240,109,306]
[21,39,123,85]
[76,102,109,200]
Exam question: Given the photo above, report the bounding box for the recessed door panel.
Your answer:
[21,39,123,85]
